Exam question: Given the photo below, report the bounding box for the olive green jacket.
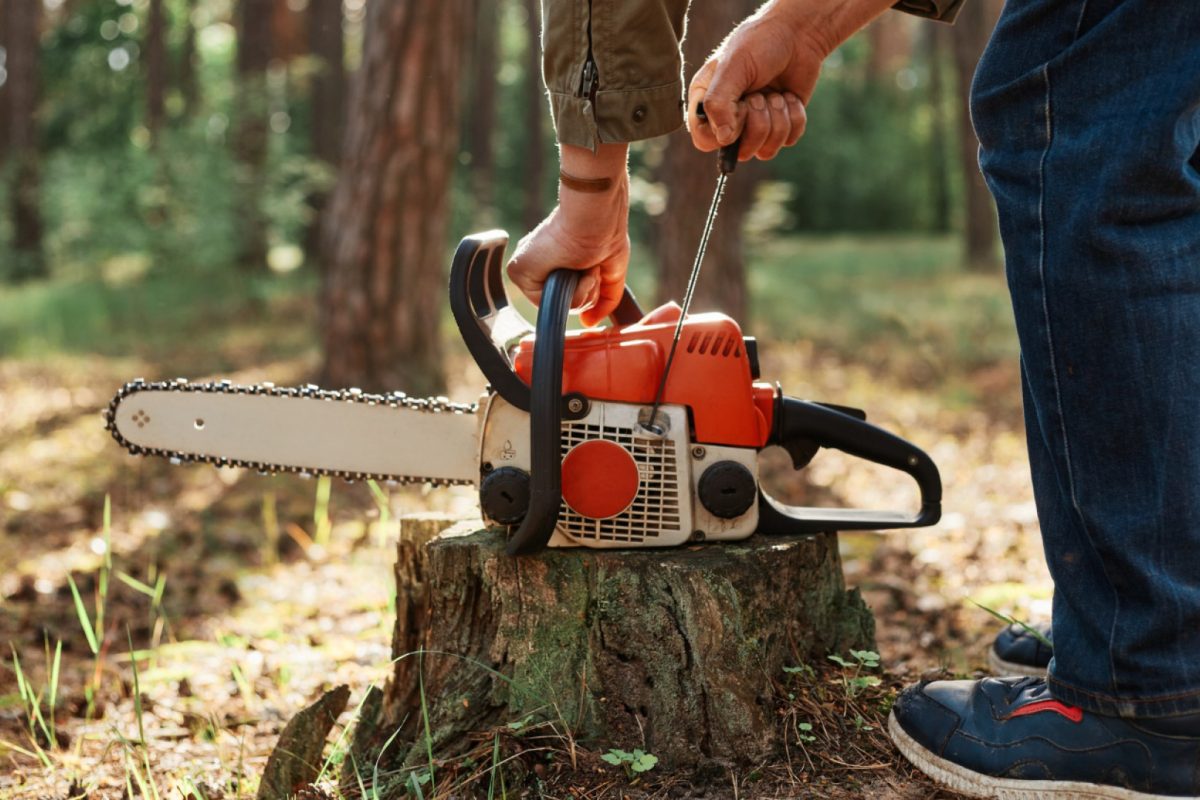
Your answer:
[542,0,965,150]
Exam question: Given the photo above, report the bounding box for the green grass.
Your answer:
[748,234,1018,378]
[0,264,314,360]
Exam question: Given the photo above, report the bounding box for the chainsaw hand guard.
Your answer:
[757,395,942,534]
[449,231,642,413]
[505,268,577,556]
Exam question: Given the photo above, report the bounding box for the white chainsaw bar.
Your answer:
[106,379,480,486]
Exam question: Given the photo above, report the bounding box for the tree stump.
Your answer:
[345,516,874,791]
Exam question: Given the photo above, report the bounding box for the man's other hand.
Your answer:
[688,0,895,159]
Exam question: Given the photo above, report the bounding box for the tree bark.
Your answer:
[305,0,345,263]
[4,0,45,281]
[344,518,874,791]
[233,0,273,271]
[654,0,758,323]
[465,0,499,214]
[927,24,951,233]
[950,0,1001,272]
[865,13,913,80]
[145,0,167,142]
[319,0,470,395]
[0,0,9,164]
[179,0,200,117]
[521,0,545,232]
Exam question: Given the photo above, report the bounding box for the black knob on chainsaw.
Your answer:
[480,467,531,525]
[698,461,757,519]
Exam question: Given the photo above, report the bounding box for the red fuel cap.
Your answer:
[561,439,640,520]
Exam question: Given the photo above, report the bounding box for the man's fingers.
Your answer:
[687,60,721,152]
[757,93,790,160]
[570,269,600,310]
[581,247,629,327]
[703,52,753,146]
[783,92,807,147]
[739,93,770,161]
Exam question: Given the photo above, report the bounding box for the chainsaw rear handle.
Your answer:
[757,395,942,535]
[506,268,578,556]
[450,230,643,413]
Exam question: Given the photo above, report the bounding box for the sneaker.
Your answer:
[989,622,1052,677]
[889,676,1200,798]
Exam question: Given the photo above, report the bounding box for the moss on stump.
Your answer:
[346,517,874,790]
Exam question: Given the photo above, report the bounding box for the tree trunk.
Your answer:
[305,0,345,263]
[233,0,273,271]
[4,0,45,281]
[344,517,874,792]
[465,0,499,215]
[865,13,913,80]
[319,0,470,395]
[950,0,1001,272]
[145,0,167,143]
[179,0,200,117]
[0,0,9,165]
[654,0,758,322]
[927,24,951,233]
[520,0,545,232]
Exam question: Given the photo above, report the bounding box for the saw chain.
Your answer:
[104,378,478,487]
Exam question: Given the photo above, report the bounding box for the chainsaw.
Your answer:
[105,230,941,555]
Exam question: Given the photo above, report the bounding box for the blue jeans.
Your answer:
[971,0,1200,718]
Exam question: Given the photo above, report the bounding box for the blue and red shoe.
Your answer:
[989,622,1053,677]
[889,676,1200,798]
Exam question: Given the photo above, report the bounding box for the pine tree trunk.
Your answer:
[343,518,874,791]
[0,0,9,165]
[465,0,499,215]
[318,0,470,395]
[520,0,545,232]
[233,0,272,271]
[950,0,1001,272]
[654,1,758,322]
[305,0,345,264]
[179,0,200,117]
[145,0,167,142]
[4,0,45,281]
[927,25,951,233]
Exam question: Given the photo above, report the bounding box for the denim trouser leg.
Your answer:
[971,0,1200,718]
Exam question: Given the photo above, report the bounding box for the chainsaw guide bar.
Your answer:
[103,376,477,484]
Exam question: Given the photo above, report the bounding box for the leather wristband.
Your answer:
[559,170,614,193]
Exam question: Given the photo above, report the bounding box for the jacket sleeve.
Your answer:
[892,0,966,23]
[541,0,690,150]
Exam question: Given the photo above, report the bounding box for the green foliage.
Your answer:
[601,747,659,776]
[970,600,1053,648]
[768,38,959,233]
[828,649,883,697]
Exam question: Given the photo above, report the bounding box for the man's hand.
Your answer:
[688,0,896,159]
[506,143,630,327]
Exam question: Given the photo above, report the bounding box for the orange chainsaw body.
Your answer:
[513,302,776,449]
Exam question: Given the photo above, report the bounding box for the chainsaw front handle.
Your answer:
[506,268,578,556]
[757,395,942,534]
[450,231,643,413]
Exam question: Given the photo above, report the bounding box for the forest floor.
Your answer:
[0,236,1055,799]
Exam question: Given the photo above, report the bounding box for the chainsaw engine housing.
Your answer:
[479,395,758,548]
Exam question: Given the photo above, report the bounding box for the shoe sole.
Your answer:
[988,648,1048,678]
[887,711,1184,799]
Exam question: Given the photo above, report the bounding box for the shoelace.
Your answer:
[1003,675,1047,703]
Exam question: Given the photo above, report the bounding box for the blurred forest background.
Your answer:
[0,1,1053,798]
[0,0,1010,386]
